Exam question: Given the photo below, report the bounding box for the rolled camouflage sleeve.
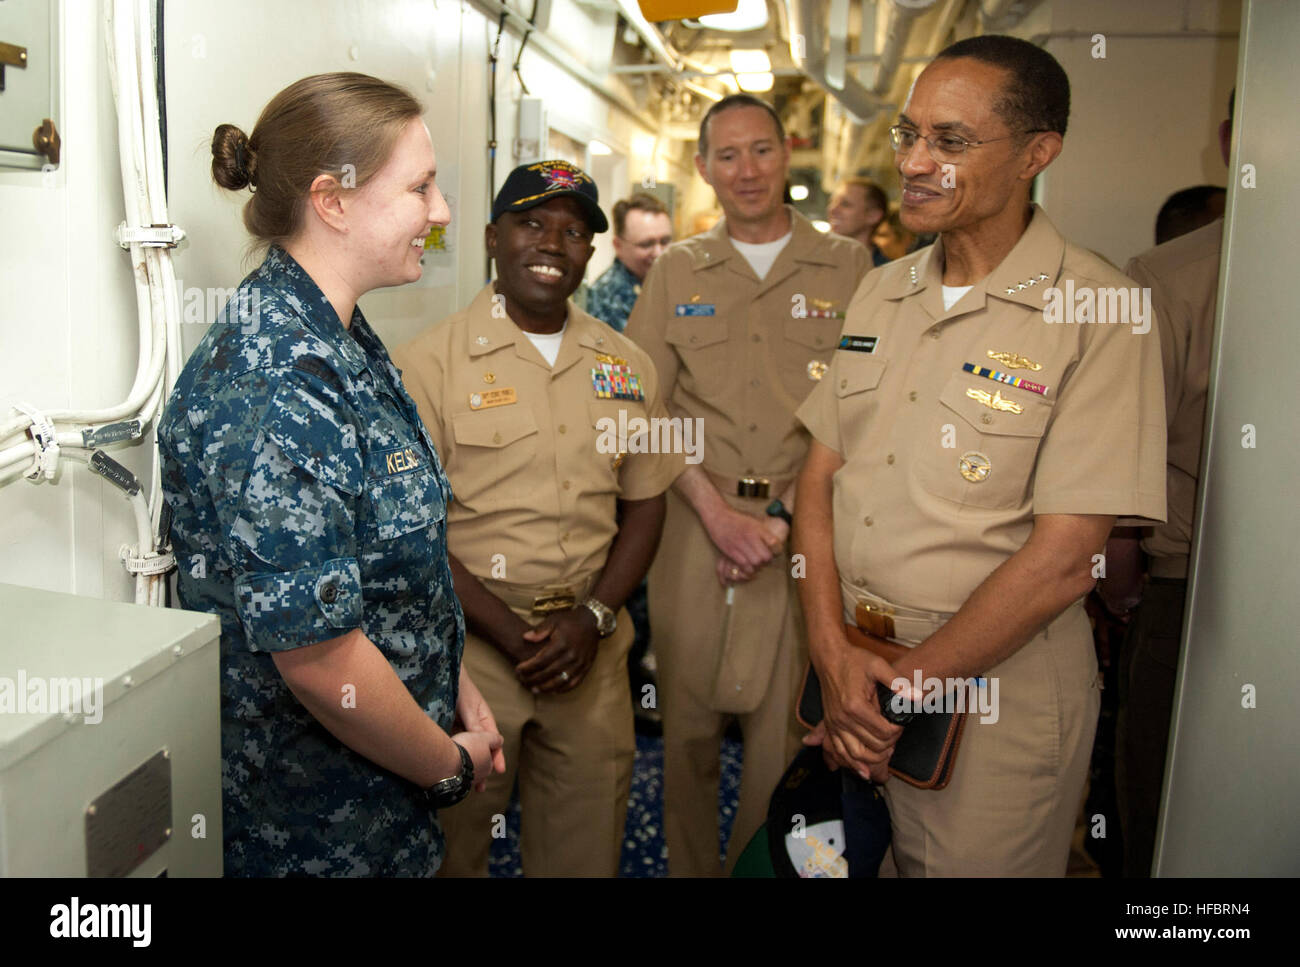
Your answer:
[229,362,366,652]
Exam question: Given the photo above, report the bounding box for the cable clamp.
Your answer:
[119,543,176,576]
[13,402,60,480]
[115,222,186,249]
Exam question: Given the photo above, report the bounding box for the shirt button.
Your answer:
[745,467,755,475]
[562,532,570,542]
[751,334,761,342]
[856,577,867,587]
[840,378,848,389]
[909,391,918,401]
[929,330,941,340]
[981,414,993,425]
[749,423,758,431]
[886,453,895,465]
[492,431,502,443]
[563,480,571,490]
[862,516,873,526]
[751,378,760,387]
[558,424,567,434]
[320,583,339,604]
[690,335,699,344]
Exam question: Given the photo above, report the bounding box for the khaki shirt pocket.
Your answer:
[665,316,729,382]
[835,355,888,455]
[448,407,540,509]
[588,398,655,492]
[916,374,1053,510]
[782,316,843,400]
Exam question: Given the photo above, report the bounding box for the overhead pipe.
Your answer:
[872,0,939,96]
[785,0,888,123]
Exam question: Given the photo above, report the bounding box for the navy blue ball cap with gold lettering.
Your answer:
[491,160,609,234]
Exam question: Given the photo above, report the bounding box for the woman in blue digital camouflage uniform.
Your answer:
[158,73,504,876]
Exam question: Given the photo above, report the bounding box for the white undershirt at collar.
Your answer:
[731,230,793,281]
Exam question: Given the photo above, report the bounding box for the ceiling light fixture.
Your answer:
[698,0,768,31]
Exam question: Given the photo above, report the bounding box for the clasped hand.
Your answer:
[804,644,917,784]
[709,507,788,586]
[509,606,600,694]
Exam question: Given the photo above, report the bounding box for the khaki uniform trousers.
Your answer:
[650,488,804,876]
[880,602,1101,876]
[438,606,636,877]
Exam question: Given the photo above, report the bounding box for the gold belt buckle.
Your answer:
[737,476,771,499]
[532,592,576,615]
[855,601,896,640]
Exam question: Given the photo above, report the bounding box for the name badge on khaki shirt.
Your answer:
[468,388,517,410]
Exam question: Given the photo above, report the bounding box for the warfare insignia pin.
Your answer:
[959,451,991,483]
[966,387,1023,414]
[986,350,1042,371]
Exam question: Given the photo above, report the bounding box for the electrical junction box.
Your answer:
[0,583,222,876]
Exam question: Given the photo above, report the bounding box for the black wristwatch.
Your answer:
[423,742,474,810]
[765,498,793,527]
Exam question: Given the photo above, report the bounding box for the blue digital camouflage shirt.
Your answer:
[584,258,642,333]
[158,245,465,877]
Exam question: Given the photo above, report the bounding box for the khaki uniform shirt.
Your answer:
[1125,218,1221,576]
[626,207,870,482]
[393,284,685,589]
[797,205,1168,615]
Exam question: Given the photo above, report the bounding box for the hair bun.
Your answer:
[212,123,256,191]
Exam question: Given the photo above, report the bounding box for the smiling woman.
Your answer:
[158,72,505,877]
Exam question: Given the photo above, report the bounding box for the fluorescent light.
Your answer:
[789,184,810,201]
[588,139,613,156]
[699,0,768,31]
[729,49,771,74]
[735,72,774,93]
[811,219,831,233]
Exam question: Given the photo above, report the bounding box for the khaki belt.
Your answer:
[704,468,796,501]
[840,580,954,646]
[479,574,598,616]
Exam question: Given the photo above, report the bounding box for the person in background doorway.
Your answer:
[587,193,673,333]
[827,176,890,266]
[1099,92,1233,878]
[1153,185,1226,246]
[871,207,920,261]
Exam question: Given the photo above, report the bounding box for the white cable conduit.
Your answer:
[1,0,180,605]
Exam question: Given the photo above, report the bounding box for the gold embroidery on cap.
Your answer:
[966,387,1023,414]
[959,451,991,483]
[986,350,1042,371]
